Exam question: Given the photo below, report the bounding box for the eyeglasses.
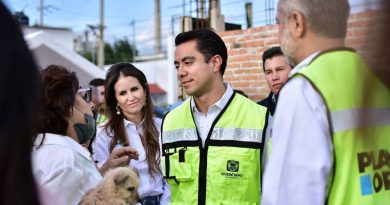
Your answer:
[77,87,92,103]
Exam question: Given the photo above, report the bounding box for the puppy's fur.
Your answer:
[79,167,140,205]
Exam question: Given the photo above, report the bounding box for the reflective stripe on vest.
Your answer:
[161,93,267,205]
[210,127,263,143]
[163,127,263,144]
[296,49,390,205]
[163,128,198,143]
[331,108,390,132]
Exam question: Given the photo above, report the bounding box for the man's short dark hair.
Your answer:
[262,46,284,71]
[89,78,105,87]
[175,29,228,75]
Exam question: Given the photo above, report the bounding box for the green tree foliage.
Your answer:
[104,43,116,65]
[81,52,93,63]
[80,37,136,65]
[113,38,135,63]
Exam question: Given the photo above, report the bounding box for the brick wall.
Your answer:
[218,10,377,101]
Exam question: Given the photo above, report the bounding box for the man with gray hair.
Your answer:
[262,0,390,205]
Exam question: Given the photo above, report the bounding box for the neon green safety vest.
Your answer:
[97,114,107,125]
[295,49,390,204]
[161,93,267,205]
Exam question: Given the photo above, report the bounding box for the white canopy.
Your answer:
[25,31,105,86]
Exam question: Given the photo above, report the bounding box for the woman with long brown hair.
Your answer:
[33,64,138,205]
[93,63,170,205]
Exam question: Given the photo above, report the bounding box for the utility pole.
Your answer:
[209,0,225,32]
[40,0,44,26]
[245,2,253,29]
[171,16,175,36]
[155,0,162,54]
[98,0,105,69]
[198,0,205,19]
[189,0,192,17]
[182,0,186,16]
[38,1,58,27]
[130,19,136,62]
[87,25,98,65]
[171,15,180,36]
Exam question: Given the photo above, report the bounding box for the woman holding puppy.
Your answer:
[33,65,138,205]
[93,63,170,205]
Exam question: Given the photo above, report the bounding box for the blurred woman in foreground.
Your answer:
[0,2,42,204]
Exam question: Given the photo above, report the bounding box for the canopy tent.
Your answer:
[24,31,105,86]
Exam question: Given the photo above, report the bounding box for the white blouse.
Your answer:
[32,133,102,205]
[92,117,171,205]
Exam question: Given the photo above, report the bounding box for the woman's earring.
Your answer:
[116,105,121,115]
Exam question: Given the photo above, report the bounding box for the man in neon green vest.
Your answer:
[89,78,107,125]
[162,29,267,205]
[262,0,390,205]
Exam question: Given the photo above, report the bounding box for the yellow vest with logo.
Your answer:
[162,93,267,205]
[296,49,390,204]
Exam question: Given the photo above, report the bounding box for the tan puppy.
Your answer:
[79,167,140,205]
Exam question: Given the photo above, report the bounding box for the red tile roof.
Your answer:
[149,83,166,94]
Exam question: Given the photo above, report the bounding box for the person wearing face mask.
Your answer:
[33,65,139,205]
[93,63,171,205]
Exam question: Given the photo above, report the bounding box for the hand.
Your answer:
[98,146,139,175]
[109,146,138,164]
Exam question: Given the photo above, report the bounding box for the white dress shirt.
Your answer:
[38,185,66,205]
[261,52,334,205]
[32,133,102,205]
[191,83,234,147]
[93,117,171,205]
[262,113,273,171]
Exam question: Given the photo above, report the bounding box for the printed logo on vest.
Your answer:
[221,160,243,178]
[226,160,239,172]
[357,149,390,196]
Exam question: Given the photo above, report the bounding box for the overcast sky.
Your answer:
[4,0,381,55]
